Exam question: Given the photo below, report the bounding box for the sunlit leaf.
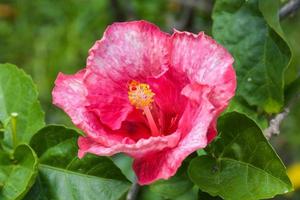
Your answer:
[0,63,45,149]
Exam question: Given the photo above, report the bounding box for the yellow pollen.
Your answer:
[128,80,155,109]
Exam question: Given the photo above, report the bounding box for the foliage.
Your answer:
[213,0,290,114]
[0,64,45,150]
[189,112,292,199]
[25,125,131,200]
[0,144,38,200]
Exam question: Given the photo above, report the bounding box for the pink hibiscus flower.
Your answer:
[52,20,236,185]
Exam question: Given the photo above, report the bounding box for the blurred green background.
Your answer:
[0,0,299,199]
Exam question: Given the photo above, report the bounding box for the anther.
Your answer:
[128,80,160,136]
[128,80,155,109]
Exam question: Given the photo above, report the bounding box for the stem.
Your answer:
[264,93,300,138]
[10,112,18,149]
[264,108,290,138]
[280,0,300,20]
[143,106,160,136]
[126,178,140,200]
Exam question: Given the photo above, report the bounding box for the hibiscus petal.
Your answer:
[87,20,170,79]
[84,21,170,130]
[85,94,133,131]
[132,31,236,185]
[82,70,132,130]
[147,72,187,114]
[133,99,214,185]
[170,30,234,87]
[171,30,236,141]
[52,69,88,126]
[78,131,181,159]
[52,70,133,146]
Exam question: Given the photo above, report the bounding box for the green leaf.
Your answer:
[285,77,300,103]
[188,112,292,200]
[212,0,291,113]
[26,125,131,200]
[281,12,300,85]
[139,186,198,200]
[22,175,47,200]
[259,0,299,86]
[225,97,268,130]
[112,154,135,182]
[138,186,164,200]
[198,190,222,200]
[0,144,38,200]
[0,63,45,148]
[149,162,193,199]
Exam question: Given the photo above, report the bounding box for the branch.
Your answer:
[264,93,300,138]
[126,179,140,200]
[279,0,300,20]
[264,108,290,139]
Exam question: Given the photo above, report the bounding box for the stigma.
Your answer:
[128,80,155,109]
[128,80,160,136]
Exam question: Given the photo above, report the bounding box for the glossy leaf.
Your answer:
[198,190,222,200]
[26,125,131,200]
[112,154,135,182]
[258,0,297,86]
[0,63,45,148]
[188,112,292,200]
[225,97,268,130]
[0,144,38,200]
[149,162,193,199]
[139,186,198,200]
[281,12,300,85]
[212,0,291,113]
[138,187,164,200]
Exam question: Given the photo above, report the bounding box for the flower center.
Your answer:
[128,80,154,109]
[128,80,160,136]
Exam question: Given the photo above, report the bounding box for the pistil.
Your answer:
[143,106,160,136]
[128,80,160,136]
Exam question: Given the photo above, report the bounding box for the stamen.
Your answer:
[128,80,160,136]
[128,80,154,109]
[143,106,160,136]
